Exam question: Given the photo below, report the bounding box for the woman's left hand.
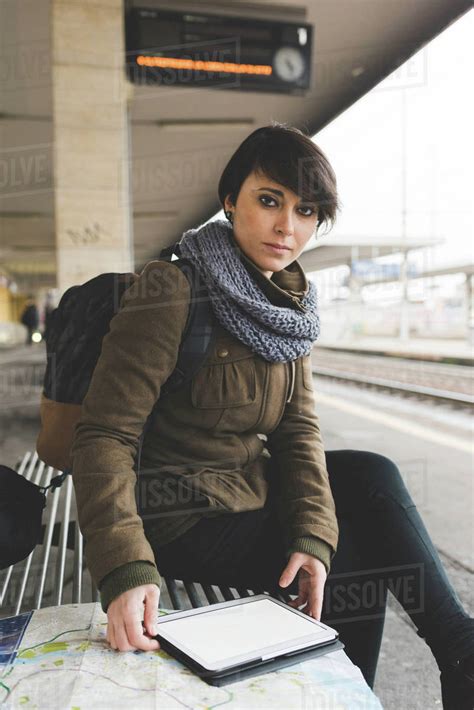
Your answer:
[279,552,327,620]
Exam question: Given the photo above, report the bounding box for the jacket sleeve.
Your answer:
[70,260,191,608]
[267,354,339,572]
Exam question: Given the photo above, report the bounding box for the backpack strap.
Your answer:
[161,257,216,395]
[158,242,179,261]
[135,249,216,479]
[39,469,71,494]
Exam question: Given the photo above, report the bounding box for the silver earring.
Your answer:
[225,210,233,224]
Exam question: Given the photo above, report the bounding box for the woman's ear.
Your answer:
[224,193,236,212]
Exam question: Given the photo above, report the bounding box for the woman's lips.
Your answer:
[263,243,291,253]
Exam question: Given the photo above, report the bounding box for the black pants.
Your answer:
[25,326,34,345]
[152,449,474,688]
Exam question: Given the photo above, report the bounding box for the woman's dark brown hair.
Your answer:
[218,121,340,234]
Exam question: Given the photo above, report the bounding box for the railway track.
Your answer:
[311,348,473,408]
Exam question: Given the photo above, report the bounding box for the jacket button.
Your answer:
[217,348,229,358]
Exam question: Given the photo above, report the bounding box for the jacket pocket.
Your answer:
[301,355,315,391]
[137,463,268,519]
[191,354,256,409]
[179,464,268,513]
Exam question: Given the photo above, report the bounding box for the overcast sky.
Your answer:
[315,9,472,277]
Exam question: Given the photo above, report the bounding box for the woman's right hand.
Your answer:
[106,584,161,652]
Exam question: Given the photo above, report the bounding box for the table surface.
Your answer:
[1,603,383,709]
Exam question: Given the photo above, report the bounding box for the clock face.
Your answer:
[273,47,306,82]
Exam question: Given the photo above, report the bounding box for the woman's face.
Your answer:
[224,170,319,278]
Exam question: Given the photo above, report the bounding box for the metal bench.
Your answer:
[1,452,284,618]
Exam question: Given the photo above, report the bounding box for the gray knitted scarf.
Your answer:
[177,218,320,362]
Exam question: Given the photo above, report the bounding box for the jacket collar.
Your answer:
[232,233,309,309]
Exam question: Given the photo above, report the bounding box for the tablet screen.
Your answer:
[158,598,332,668]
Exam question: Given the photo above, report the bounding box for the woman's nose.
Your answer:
[275,210,294,236]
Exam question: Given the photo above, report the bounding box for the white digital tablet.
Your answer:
[156,594,339,679]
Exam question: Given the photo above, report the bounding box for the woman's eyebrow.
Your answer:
[255,186,285,197]
[254,187,317,206]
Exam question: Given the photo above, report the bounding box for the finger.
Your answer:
[308,583,325,621]
[125,614,160,652]
[114,620,136,652]
[107,621,117,650]
[279,558,302,588]
[143,586,160,637]
[111,623,117,650]
[309,598,323,621]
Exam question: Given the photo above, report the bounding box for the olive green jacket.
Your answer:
[71,250,339,612]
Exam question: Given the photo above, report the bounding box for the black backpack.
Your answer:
[36,244,215,475]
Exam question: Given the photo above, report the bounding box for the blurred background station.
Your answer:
[0,2,472,709]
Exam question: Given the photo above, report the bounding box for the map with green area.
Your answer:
[1,603,382,708]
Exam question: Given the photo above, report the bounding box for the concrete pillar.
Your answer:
[51,0,133,295]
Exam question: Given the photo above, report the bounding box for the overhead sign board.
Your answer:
[125,8,312,95]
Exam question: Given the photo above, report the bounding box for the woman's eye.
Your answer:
[259,195,315,217]
[259,195,276,207]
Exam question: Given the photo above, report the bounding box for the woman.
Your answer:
[71,123,473,707]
